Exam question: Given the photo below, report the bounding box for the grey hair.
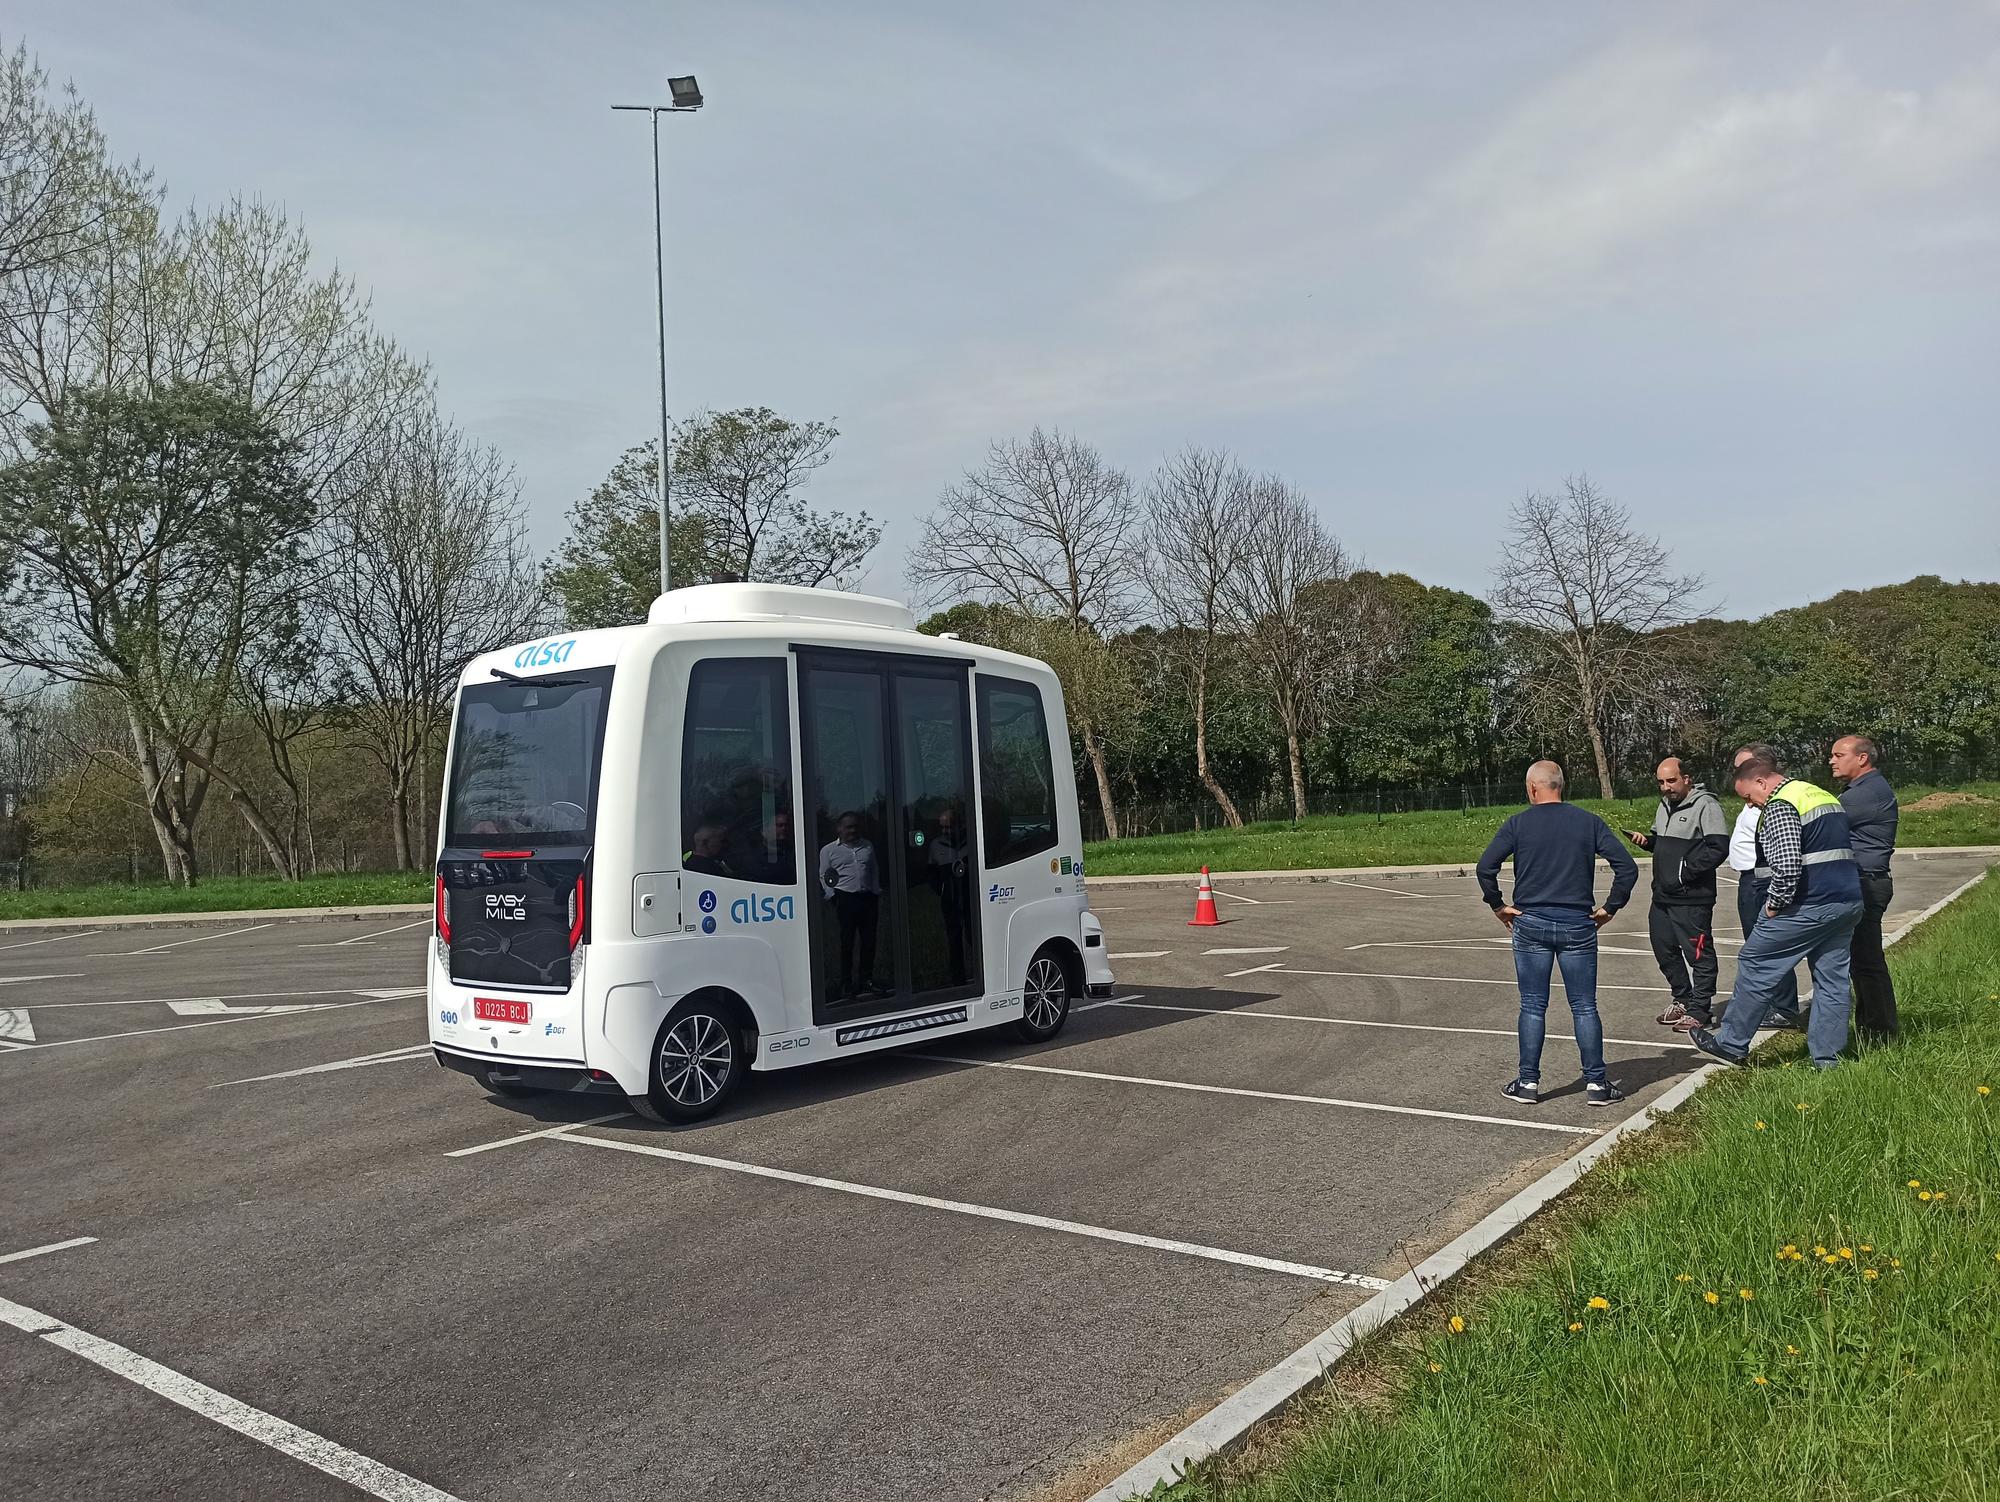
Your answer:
[1525,760,1566,795]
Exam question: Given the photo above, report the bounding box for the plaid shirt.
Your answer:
[1757,788,1805,910]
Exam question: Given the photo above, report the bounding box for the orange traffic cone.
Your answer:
[1187,865,1224,926]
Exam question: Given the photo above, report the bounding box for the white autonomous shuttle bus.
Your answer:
[428,583,1114,1121]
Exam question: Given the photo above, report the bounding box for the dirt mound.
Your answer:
[1906,791,1998,812]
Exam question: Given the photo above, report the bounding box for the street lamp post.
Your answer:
[613,75,703,596]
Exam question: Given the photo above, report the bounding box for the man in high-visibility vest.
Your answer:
[1689,750,1864,1070]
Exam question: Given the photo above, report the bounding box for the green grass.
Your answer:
[1161,869,2000,1502]
[0,869,431,921]
[1085,782,2000,876]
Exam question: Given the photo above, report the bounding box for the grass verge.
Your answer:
[0,870,431,922]
[1160,869,2000,1502]
[1086,782,2000,876]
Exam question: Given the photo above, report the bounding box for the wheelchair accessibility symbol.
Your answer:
[698,890,717,912]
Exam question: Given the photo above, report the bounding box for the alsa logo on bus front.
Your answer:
[511,637,578,669]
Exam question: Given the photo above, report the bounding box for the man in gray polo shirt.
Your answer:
[1830,734,1899,1042]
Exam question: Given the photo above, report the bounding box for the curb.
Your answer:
[0,904,430,937]
[1085,862,1993,1501]
[1085,844,2000,890]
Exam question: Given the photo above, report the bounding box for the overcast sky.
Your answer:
[12,1,1999,615]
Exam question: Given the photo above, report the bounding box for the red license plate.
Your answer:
[473,997,533,1025]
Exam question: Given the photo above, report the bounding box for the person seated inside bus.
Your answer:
[819,811,882,1000]
[684,821,735,878]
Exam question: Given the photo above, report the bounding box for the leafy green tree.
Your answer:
[0,382,314,883]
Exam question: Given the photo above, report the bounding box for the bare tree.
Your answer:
[672,407,878,587]
[321,405,546,868]
[1490,475,1711,799]
[1224,476,1351,821]
[1141,446,1252,827]
[909,427,1137,838]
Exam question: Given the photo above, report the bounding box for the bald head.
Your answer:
[1656,757,1692,801]
[1525,760,1566,803]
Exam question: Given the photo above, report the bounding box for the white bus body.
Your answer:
[427,584,1113,1121]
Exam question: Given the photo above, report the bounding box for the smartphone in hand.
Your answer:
[1623,829,1647,845]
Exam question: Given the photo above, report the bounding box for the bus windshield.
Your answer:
[444,668,613,847]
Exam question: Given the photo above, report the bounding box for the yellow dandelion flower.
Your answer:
[1978,1085,1991,1097]
[1837,1248,1854,1260]
[1891,1258,1903,1268]
[1786,1345,1801,1355]
[1429,1361,1442,1372]
[1935,1192,1949,1202]
[1675,1273,1694,1283]
[1794,1102,1812,1112]
[1919,1191,1934,1202]
[1568,1321,1583,1332]
[1703,1290,1720,1305]
[1822,1254,1841,1265]
[1448,1315,1466,1334]
[1587,1296,1610,1311]
[1752,1374,1769,1387]
[1863,1268,1880,1282]
[1754,1120,1767,1130]
[1908,1181,1921,1189]
[1739,1288,1755,1300]
[1813,1245,1828,1256]
[1859,1244,1872,1253]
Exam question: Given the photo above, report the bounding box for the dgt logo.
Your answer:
[485,893,527,922]
[987,883,1016,904]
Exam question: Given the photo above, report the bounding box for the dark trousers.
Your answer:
[1852,871,1898,1040]
[1736,875,1800,1020]
[833,890,880,995]
[1649,902,1718,1016]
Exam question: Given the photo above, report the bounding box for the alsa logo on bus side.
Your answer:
[730,894,796,924]
[512,637,578,669]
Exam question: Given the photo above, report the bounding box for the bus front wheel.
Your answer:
[1015,949,1072,1042]
[635,998,748,1123]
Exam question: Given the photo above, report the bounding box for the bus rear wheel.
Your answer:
[637,998,748,1123]
[1015,949,1072,1042]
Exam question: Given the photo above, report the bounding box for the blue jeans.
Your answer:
[1510,910,1606,1086]
[1716,898,1864,1068]
[1736,876,1799,1020]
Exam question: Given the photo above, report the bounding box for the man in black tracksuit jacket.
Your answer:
[1624,757,1729,1031]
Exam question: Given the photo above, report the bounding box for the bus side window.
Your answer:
[682,659,797,885]
[976,677,1057,867]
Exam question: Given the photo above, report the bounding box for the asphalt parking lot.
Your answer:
[1,850,1991,1502]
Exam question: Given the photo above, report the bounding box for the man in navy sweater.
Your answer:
[1476,760,1640,1107]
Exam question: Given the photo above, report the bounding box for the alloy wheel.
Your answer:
[659,1012,733,1107]
[1023,956,1067,1032]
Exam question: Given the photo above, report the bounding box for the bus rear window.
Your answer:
[445,668,613,847]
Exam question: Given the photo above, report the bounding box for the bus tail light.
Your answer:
[435,875,452,946]
[567,874,586,951]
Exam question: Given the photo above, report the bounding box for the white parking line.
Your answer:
[444,1113,632,1157]
[0,931,100,952]
[0,994,411,1054]
[300,919,433,949]
[1203,946,1288,956]
[1222,960,1287,978]
[1324,879,1440,900]
[1072,993,1144,1013]
[1108,950,1170,959]
[1106,1000,1698,1051]
[122,923,273,957]
[916,1054,1600,1136]
[552,1131,1393,1290]
[214,1045,433,1086]
[0,1236,97,1266]
[1216,889,1261,904]
[0,1291,464,1501]
[1277,967,1669,993]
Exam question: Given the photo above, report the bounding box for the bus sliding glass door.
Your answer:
[797,649,980,1024]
